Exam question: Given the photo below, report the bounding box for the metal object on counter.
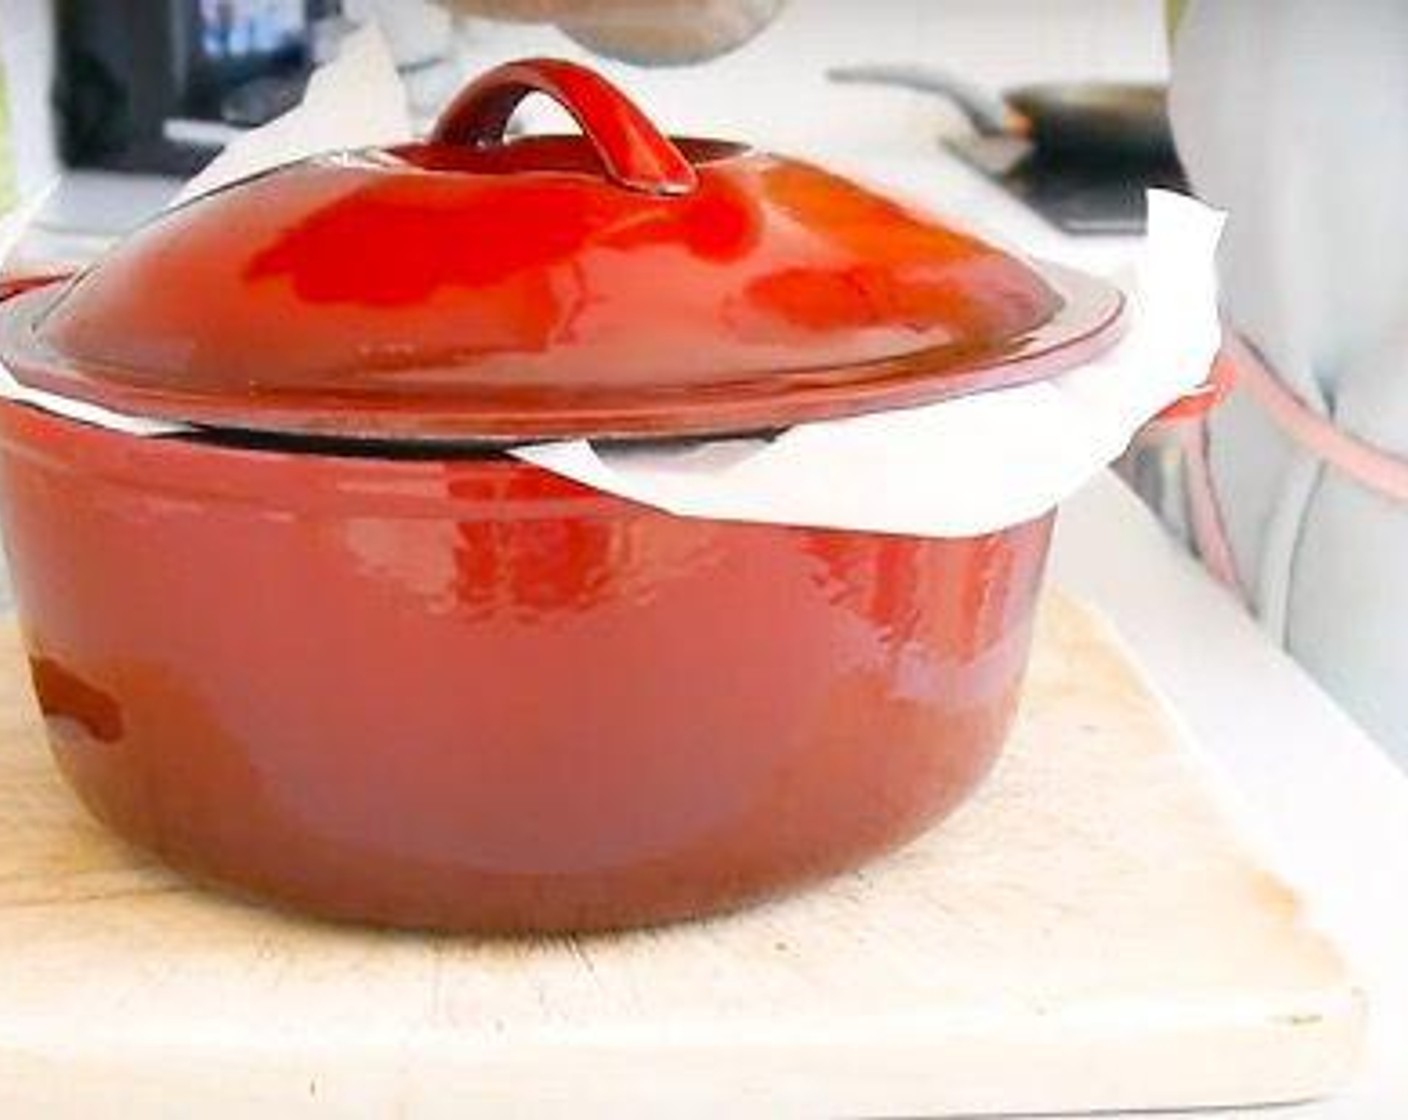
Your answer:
[0,59,1209,933]
[829,63,1185,235]
[828,63,1175,165]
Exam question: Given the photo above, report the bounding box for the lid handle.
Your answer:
[430,58,699,197]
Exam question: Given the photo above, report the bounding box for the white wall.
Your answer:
[0,0,59,193]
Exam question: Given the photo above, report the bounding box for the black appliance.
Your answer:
[56,0,340,176]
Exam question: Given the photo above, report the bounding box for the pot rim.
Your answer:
[0,398,1060,537]
[0,261,1125,447]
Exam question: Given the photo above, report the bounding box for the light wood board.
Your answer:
[0,592,1363,1118]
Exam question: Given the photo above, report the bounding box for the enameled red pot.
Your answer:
[0,59,1194,932]
[0,401,1052,930]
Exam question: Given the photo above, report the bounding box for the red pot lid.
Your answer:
[0,59,1123,443]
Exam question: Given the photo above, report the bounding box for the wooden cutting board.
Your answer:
[0,593,1362,1118]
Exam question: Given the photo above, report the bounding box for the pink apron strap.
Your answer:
[1180,331,1408,605]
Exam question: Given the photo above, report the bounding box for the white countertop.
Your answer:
[14,137,1408,1117]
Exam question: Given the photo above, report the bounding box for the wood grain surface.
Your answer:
[0,592,1363,1118]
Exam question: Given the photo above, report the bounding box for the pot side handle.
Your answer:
[1146,351,1235,427]
[430,58,700,198]
[0,272,74,303]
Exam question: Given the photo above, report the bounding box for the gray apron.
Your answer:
[1169,0,1408,760]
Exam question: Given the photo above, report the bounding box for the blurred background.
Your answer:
[0,0,1172,243]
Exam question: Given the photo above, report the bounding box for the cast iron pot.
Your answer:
[0,59,1205,932]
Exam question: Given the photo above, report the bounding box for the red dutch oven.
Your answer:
[0,60,1199,932]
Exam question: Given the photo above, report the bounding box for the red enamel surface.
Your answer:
[431,57,701,195]
[0,60,1131,932]
[12,151,1072,441]
[0,402,1051,931]
[0,59,1126,443]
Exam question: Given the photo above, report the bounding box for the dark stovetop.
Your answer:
[944,134,1188,236]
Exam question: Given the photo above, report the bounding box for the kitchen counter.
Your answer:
[0,583,1370,1117]
[10,135,1408,1116]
